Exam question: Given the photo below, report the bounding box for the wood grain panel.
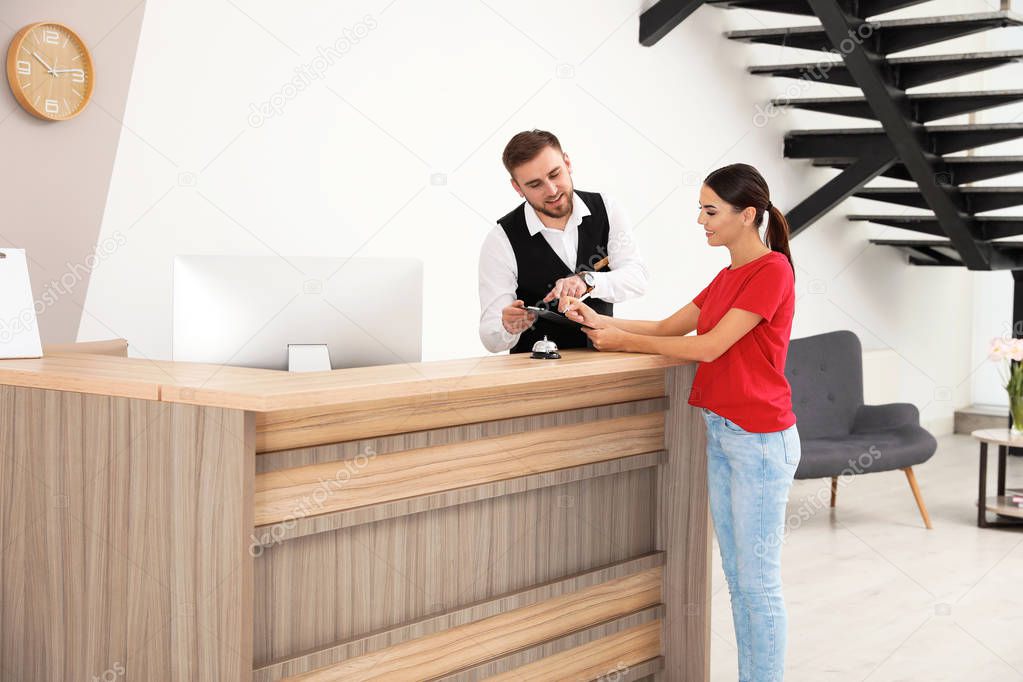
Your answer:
[660,364,712,681]
[481,620,661,682]
[42,338,129,356]
[254,397,667,474]
[437,607,663,681]
[254,368,665,451]
[0,385,255,682]
[254,412,664,526]
[253,469,658,667]
[253,554,663,682]
[0,353,162,399]
[167,351,683,413]
[252,398,665,542]
[280,567,662,681]
[253,451,663,544]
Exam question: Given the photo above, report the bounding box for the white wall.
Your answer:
[80,0,1016,432]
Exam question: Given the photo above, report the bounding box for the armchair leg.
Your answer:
[830,477,838,508]
[902,467,933,529]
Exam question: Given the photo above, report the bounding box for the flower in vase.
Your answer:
[990,337,1023,432]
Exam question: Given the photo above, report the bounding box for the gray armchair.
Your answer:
[785,330,938,528]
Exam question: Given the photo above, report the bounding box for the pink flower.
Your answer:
[1010,339,1023,362]
[990,337,1009,361]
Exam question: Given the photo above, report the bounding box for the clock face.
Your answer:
[6,22,94,121]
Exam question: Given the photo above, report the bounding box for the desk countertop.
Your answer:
[0,349,687,412]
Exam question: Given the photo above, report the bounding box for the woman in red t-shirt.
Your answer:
[563,163,799,681]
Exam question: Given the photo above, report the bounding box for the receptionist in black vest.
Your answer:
[478,129,648,354]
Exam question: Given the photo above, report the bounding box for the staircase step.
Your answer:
[848,214,1023,239]
[815,155,1023,183]
[775,90,1023,123]
[728,12,1023,55]
[869,238,1023,267]
[786,123,1023,158]
[854,186,1023,213]
[706,0,817,15]
[750,50,1023,89]
[869,239,967,265]
[706,0,931,18]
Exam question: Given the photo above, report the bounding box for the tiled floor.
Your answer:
[709,433,1023,682]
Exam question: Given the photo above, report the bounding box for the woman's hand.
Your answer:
[559,296,607,328]
[583,326,629,351]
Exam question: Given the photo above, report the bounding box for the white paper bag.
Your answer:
[0,249,43,359]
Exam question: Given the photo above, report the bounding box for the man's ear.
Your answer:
[510,178,523,197]
[563,153,572,173]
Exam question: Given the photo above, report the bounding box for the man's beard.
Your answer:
[529,189,573,220]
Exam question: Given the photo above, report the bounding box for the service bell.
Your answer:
[531,336,560,360]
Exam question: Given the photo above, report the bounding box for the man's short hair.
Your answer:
[502,129,563,176]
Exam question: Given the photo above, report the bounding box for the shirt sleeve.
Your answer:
[693,283,711,308]
[478,226,523,353]
[585,194,648,303]
[731,258,793,321]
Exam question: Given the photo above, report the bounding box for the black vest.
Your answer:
[498,190,613,354]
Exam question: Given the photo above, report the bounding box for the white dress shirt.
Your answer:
[478,192,648,353]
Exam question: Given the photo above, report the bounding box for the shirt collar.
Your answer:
[524,191,591,236]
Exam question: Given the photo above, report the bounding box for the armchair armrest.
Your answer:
[852,403,920,433]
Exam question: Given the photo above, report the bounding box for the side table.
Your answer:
[971,429,1023,529]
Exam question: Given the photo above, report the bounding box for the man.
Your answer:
[478,129,648,353]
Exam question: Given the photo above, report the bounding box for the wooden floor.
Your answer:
[709,433,1023,682]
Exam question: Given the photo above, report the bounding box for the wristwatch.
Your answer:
[577,271,596,293]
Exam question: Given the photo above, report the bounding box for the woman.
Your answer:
[562,163,798,682]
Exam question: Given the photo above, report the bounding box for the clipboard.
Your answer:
[526,305,591,328]
[0,249,43,359]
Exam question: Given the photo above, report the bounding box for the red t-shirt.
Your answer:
[688,250,796,432]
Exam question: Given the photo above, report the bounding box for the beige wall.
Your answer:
[0,2,145,344]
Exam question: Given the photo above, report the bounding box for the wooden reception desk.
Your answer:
[0,349,709,682]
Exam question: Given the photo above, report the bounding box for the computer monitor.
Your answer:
[172,255,422,371]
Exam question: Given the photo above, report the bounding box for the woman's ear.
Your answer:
[742,206,757,225]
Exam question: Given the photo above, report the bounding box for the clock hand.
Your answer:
[32,51,55,76]
[52,69,84,74]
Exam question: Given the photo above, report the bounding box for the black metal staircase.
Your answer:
[639,0,1023,272]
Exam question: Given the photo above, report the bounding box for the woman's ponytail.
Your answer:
[765,204,793,271]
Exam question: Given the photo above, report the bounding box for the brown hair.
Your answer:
[502,129,563,176]
[703,163,793,269]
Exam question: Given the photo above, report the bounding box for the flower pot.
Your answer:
[1011,393,1023,434]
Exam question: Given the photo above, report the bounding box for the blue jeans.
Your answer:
[702,408,800,682]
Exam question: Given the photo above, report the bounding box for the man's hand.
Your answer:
[542,274,587,303]
[502,300,537,334]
